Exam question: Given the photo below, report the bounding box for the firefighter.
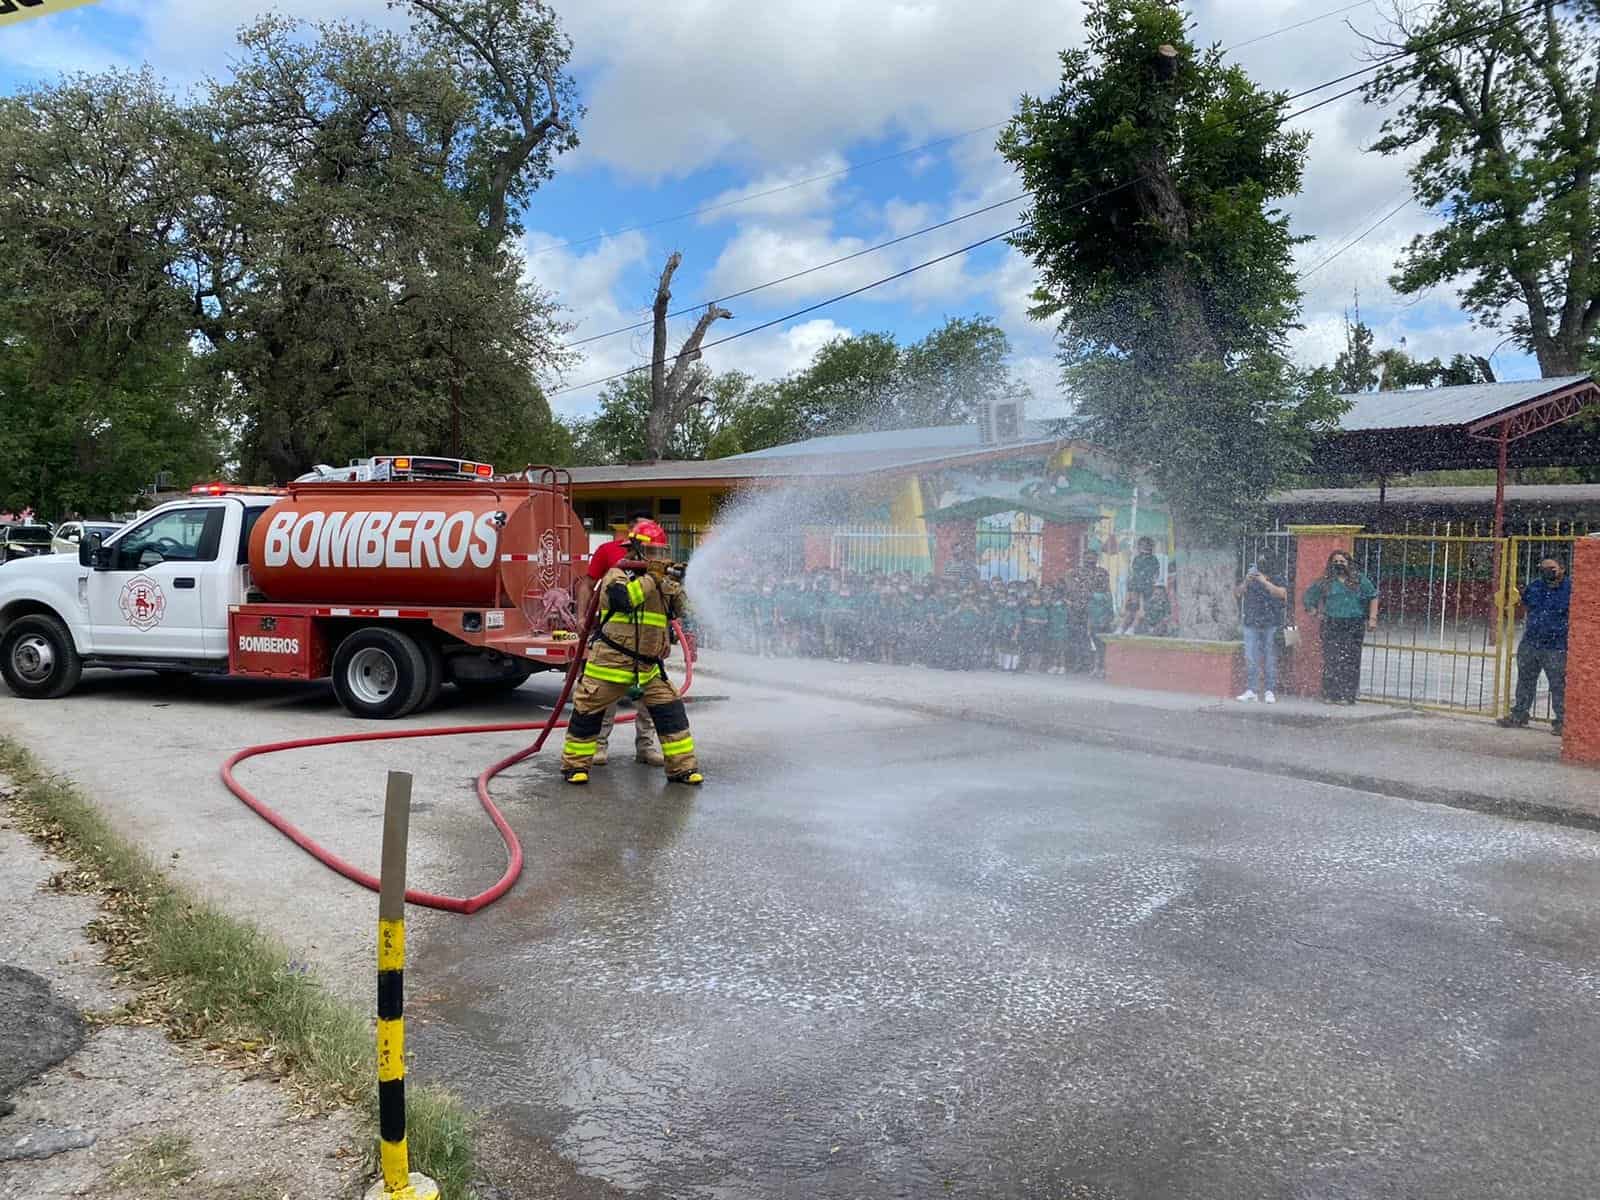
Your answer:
[579,513,664,766]
[561,520,702,787]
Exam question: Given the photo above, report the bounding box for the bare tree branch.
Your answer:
[644,252,732,459]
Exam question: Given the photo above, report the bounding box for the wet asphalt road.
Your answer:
[411,680,1600,1199]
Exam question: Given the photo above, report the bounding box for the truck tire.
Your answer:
[417,637,445,714]
[1,613,84,700]
[331,627,430,719]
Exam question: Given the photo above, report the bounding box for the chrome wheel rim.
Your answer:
[11,634,55,683]
[347,646,399,706]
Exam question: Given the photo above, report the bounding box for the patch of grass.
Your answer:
[0,740,476,1199]
[108,1131,201,1188]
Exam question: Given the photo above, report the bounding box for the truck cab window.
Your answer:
[237,506,268,564]
[112,507,225,571]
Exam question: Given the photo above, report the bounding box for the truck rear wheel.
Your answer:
[1,613,83,700]
[417,637,445,714]
[331,628,429,719]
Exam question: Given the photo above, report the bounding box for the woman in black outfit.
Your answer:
[1301,550,1379,704]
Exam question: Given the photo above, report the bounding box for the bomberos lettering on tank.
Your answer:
[260,509,500,571]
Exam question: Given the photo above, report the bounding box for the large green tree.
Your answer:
[570,371,752,464]
[187,6,579,480]
[0,0,581,507]
[1363,0,1600,376]
[1326,314,1495,393]
[0,69,222,515]
[711,317,1031,457]
[999,0,1341,636]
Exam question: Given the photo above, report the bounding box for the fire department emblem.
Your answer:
[535,530,560,587]
[119,575,167,630]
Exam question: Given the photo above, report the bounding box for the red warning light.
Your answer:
[475,463,494,477]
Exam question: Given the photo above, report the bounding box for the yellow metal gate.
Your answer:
[1343,529,1581,719]
[1496,534,1581,723]
[1352,532,1509,716]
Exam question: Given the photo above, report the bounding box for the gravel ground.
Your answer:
[0,788,364,1200]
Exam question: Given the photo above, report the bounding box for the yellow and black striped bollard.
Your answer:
[365,771,439,1200]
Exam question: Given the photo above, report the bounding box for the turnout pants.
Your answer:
[1511,642,1566,721]
[562,669,698,777]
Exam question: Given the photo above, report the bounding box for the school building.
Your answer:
[565,420,1177,598]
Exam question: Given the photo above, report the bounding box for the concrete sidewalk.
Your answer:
[692,649,1598,831]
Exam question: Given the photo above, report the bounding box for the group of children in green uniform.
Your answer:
[708,545,1173,675]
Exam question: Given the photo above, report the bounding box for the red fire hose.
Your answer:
[219,592,692,914]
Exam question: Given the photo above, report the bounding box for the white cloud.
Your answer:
[5,0,1532,411]
[560,0,1086,181]
[715,317,853,381]
[696,154,849,225]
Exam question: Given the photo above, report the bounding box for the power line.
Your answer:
[549,207,1083,397]
[527,122,1006,259]
[564,191,1028,348]
[563,2,1537,352]
[533,1,1447,261]
[1301,195,1415,279]
[553,1,1542,397]
[551,218,1025,397]
[1222,0,1377,52]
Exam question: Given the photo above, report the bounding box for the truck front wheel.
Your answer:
[1,613,84,700]
[331,628,430,719]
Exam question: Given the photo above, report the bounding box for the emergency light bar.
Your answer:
[293,456,497,484]
[190,482,286,496]
[368,456,495,480]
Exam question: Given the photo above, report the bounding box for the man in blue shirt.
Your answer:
[1498,556,1570,735]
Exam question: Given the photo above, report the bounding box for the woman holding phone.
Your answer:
[1302,550,1379,704]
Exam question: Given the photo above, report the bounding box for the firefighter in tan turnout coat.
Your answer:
[562,520,702,786]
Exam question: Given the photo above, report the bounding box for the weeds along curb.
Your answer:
[0,738,477,1199]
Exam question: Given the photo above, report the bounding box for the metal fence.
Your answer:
[1344,529,1580,720]
[1352,531,1507,715]
[1238,524,1581,720]
[829,525,933,576]
[1238,529,1297,598]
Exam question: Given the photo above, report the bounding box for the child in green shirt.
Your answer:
[1020,590,1051,672]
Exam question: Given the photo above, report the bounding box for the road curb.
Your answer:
[695,662,1600,835]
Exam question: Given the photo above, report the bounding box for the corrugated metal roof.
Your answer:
[726,420,1059,460]
[1272,483,1600,506]
[566,425,1065,486]
[1334,375,1590,431]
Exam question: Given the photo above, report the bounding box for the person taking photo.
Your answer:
[1302,551,1378,705]
[1235,555,1287,703]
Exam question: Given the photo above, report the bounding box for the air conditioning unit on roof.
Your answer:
[979,395,1026,445]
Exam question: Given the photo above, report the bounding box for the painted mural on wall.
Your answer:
[918,442,1174,597]
[976,510,1045,581]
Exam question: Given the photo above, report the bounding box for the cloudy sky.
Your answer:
[1,0,1533,420]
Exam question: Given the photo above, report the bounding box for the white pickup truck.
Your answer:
[0,482,585,718]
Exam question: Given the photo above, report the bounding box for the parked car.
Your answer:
[50,521,122,557]
[0,525,57,565]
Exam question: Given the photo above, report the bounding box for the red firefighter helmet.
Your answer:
[628,519,669,547]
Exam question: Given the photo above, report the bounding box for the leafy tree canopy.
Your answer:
[0,0,581,507]
[1363,0,1600,376]
[1323,312,1495,393]
[999,0,1342,543]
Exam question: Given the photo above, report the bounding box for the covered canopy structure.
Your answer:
[1312,374,1600,535]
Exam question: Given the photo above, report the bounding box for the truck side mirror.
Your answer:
[80,532,108,570]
